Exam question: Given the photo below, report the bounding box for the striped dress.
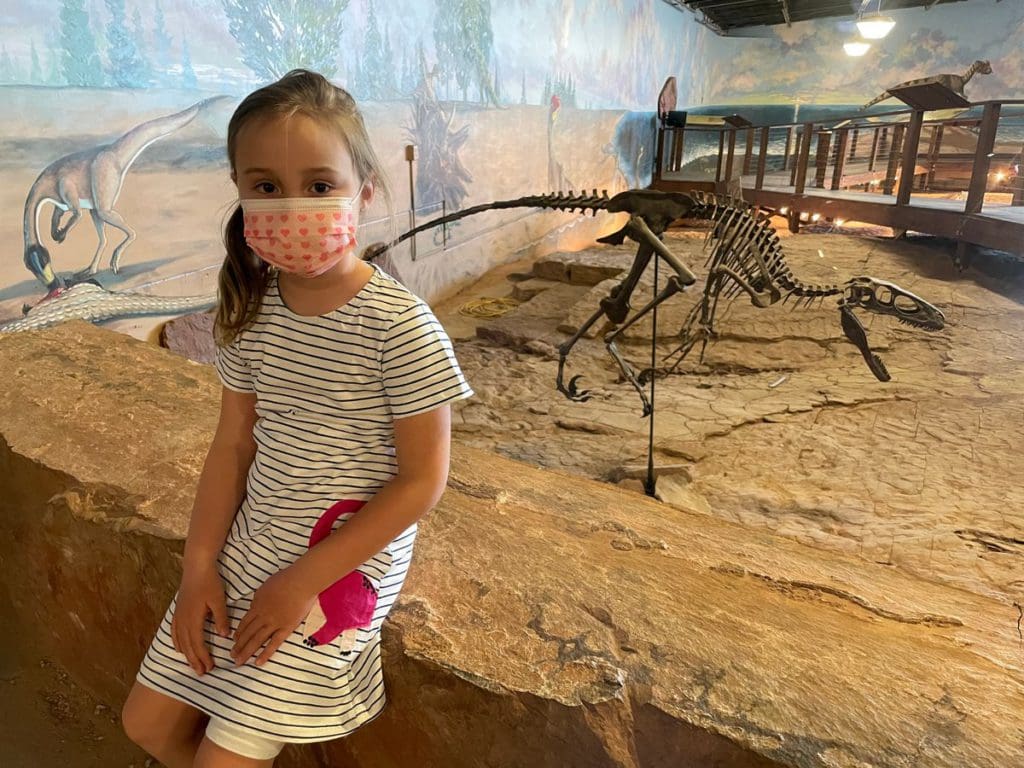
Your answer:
[137,263,473,743]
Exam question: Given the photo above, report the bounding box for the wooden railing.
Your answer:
[653,100,1024,211]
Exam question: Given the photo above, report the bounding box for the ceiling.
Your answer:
[663,0,971,35]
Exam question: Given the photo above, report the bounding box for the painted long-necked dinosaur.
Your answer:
[861,60,992,111]
[382,189,945,415]
[22,95,230,298]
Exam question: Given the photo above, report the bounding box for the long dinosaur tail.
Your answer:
[382,190,612,250]
[22,170,52,251]
[107,95,231,166]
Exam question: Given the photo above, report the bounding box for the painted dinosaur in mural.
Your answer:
[861,60,992,111]
[0,281,216,334]
[21,96,230,298]
[381,189,945,415]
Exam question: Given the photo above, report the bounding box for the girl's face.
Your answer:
[232,112,374,207]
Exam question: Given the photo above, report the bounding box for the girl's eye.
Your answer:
[255,182,277,194]
[311,182,333,194]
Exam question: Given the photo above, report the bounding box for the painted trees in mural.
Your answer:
[221,0,350,80]
[106,0,148,87]
[433,0,498,105]
[59,0,103,86]
[350,0,397,100]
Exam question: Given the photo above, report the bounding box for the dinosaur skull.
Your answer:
[838,277,945,381]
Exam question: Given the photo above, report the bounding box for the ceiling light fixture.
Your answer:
[856,0,896,40]
[844,39,872,57]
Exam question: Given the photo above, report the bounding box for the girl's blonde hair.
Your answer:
[215,69,392,345]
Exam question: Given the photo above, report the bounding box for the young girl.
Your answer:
[121,69,473,767]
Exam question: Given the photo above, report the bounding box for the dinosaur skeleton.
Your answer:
[383,189,945,415]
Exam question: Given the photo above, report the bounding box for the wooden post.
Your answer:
[672,128,686,173]
[868,126,882,172]
[925,123,945,191]
[724,129,738,183]
[715,130,725,182]
[1012,143,1024,207]
[755,126,770,190]
[782,127,794,171]
[794,122,813,195]
[814,130,832,188]
[883,124,905,196]
[653,126,664,183]
[742,127,755,175]
[831,128,850,190]
[965,102,1001,215]
[790,127,802,186]
[896,110,925,206]
[849,127,860,161]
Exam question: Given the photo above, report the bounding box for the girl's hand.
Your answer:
[171,562,231,676]
[231,569,317,667]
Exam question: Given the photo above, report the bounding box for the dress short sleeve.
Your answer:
[214,333,255,393]
[381,302,473,419]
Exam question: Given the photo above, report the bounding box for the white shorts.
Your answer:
[205,717,286,760]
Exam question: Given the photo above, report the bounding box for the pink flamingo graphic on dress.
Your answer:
[301,499,379,649]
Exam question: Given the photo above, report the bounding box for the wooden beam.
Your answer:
[814,130,832,189]
[883,124,905,196]
[715,130,725,182]
[724,128,737,182]
[782,127,793,171]
[755,126,770,190]
[831,128,850,190]
[742,127,755,175]
[794,122,813,195]
[965,102,1001,215]
[897,110,925,206]
[925,124,944,190]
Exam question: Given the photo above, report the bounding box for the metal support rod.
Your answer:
[405,144,418,261]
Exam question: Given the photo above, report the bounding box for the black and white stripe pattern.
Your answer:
[137,264,472,743]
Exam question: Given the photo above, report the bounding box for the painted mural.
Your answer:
[0,0,703,332]
[1,0,1022,334]
[693,0,1024,107]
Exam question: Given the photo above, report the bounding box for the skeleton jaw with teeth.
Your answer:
[837,277,946,381]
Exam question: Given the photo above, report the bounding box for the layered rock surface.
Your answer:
[2,321,1023,767]
[440,227,1024,607]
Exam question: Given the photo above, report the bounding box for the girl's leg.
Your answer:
[193,736,277,768]
[194,718,283,767]
[121,681,207,768]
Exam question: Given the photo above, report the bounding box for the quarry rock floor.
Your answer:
[436,222,1024,608]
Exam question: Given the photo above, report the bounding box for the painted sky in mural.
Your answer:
[0,0,698,324]
[694,0,1024,105]
[0,0,699,110]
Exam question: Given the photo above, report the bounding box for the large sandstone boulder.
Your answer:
[1,322,1022,767]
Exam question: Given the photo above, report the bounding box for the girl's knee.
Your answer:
[120,682,203,751]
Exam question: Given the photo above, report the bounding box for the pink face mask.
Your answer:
[240,194,361,278]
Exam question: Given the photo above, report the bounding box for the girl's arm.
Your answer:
[231,404,451,665]
[173,387,257,675]
[183,387,259,570]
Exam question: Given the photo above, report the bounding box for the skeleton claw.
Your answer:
[561,374,592,403]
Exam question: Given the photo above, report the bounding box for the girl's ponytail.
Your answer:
[214,206,270,346]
